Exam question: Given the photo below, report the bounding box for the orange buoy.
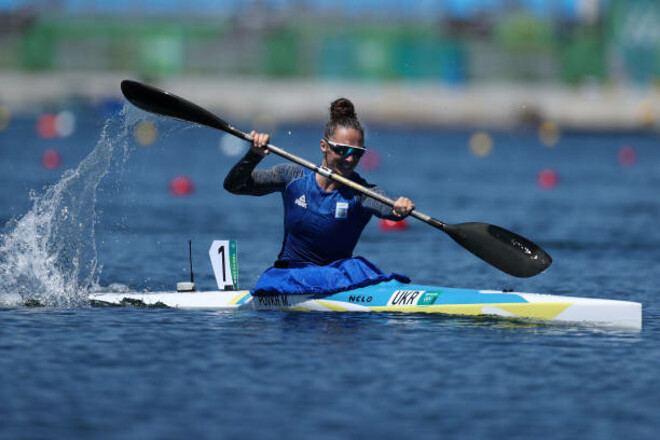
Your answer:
[135,121,158,146]
[469,132,493,157]
[37,114,58,139]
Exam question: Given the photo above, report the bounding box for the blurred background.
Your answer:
[0,0,659,128]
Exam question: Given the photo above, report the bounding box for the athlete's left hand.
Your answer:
[392,197,415,218]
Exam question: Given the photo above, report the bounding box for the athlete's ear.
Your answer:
[320,138,328,153]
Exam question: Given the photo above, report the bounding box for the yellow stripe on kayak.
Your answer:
[368,302,573,321]
[316,300,351,311]
[228,291,250,305]
[494,303,572,320]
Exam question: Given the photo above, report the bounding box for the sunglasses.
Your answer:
[323,138,366,159]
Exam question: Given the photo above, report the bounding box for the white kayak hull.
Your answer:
[90,280,642,331]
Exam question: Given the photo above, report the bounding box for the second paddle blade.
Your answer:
[443,222,552,278]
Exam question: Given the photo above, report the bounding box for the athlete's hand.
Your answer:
[249,131,270,156]
[392,197,415,218]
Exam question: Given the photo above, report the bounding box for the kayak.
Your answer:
[89,241,642,330]
[89,280,642,330]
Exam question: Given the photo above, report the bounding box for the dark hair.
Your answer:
[324,98,364,146]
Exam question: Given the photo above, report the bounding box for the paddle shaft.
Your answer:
[228,126,442,228]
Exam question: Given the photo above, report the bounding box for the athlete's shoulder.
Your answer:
[349,171,375,188]
[348,171,388,206]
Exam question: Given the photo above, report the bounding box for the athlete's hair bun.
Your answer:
[330,98,357,122]
[324,97,363,144]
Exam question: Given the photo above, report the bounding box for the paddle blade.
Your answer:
[442,222,552,278]
[120,80,248,139]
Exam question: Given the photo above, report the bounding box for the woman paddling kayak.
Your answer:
[223,98,415,294]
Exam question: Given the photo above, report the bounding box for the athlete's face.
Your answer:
[321,127,363,176]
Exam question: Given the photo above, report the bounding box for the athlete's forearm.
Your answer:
[223,150,265,194]
[361,187,402,221]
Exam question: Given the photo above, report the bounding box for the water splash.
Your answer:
[0,106,146,307]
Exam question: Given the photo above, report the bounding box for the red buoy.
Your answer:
[618,146,637,168]
[41,149,62,170]
[537,169,559,190]
[379,218,408,231]
[359,149,381,171]
[169,176,194,196]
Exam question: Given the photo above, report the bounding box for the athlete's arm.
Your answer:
[352,173,414,220]
[224,130,274,195]
[357,188,412,220]
[223,152,303,196]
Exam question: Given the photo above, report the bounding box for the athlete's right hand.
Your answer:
[250,131,270,156]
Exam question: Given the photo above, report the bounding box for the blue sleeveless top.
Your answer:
[224,152,402,266]
[279,168,374,264]
[224,153,412,295]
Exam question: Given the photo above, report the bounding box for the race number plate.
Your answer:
[209,240,238,290]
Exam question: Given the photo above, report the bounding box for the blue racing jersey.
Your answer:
[224,150,400,265]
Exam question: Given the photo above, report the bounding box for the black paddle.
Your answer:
[120,79,552,278]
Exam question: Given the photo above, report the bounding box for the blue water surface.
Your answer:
[1,107,659,439]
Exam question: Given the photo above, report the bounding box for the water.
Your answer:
[1,107,659,439]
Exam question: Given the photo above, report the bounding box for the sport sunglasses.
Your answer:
[323,138,366,159]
